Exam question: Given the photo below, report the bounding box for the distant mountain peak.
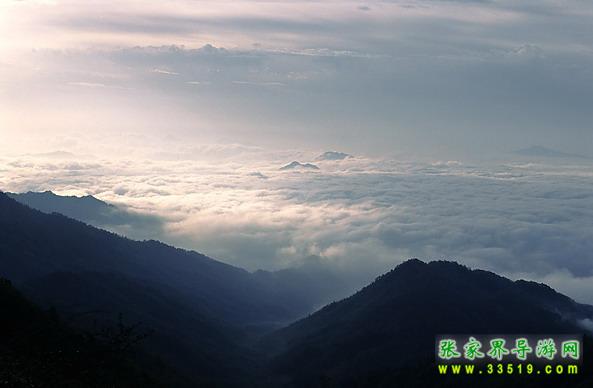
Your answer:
[7,190,113,210]
[16,190,99,199]
[383,258,426,274]
[279,161,320,170]
[397,257,426,267]
[378,258,472,280]
[315,151,352,161]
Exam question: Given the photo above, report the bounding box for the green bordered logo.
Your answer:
[435,334,583,376]
[437,335,582,364]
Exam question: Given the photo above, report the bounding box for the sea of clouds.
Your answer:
[1,147,592,303]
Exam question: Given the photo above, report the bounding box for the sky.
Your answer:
[1,1,593,302]
[1,0,592,158]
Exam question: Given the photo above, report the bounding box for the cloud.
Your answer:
[68,81,106,88]
[152,68,179,75]
[3,0,593,159]
[2,148,593,303]
[4,37,593,160]
[232,80,285,87]
[577,319,593,333]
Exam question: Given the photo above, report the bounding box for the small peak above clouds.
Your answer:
[513,146,588,160]
[279,161,320,170]
[248,171,268,179]
[315,151,352,161]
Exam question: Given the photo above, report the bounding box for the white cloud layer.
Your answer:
[2,146,592,303]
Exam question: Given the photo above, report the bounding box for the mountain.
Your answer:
[6,191,353,318]
[0,191,320,384]
[253,258,357,314]
[0,191,300,324]
[8,191,119,224]
[263,259,593,387]
[279,161,320,170]
[0,277,174,387]
[7,191,164,241]
[20,271,256,386]
[513,146,588,159]
[315,151,352,161]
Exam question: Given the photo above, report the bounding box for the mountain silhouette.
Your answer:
[315,151,352,161]
[7,191,355,323]
[7,190,164,241]
[4,191,348,319]
[263,259,593,387]
[0,191,308,324]
[279,161,320,170]
[0,191,324,384]
[8,190,123,223]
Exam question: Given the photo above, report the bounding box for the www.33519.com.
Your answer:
[437,363,579,375]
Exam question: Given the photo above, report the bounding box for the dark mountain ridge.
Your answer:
[0,191,307,384]
[7,190,355,316]
[263,259,593,387]
[7,190,164,241]
[0,191,297,324]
